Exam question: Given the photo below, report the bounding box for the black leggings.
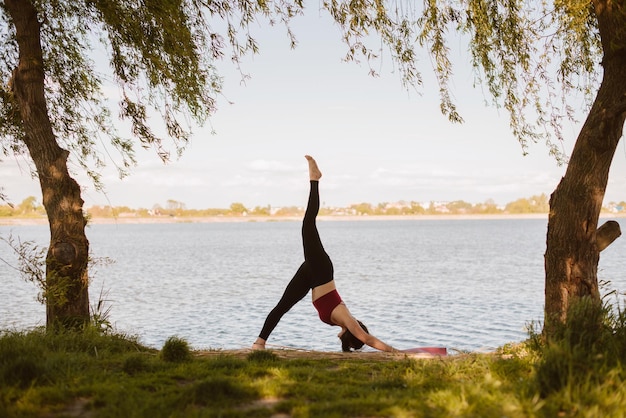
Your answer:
[258,181,334,341]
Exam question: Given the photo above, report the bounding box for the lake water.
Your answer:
[2,217,626,353]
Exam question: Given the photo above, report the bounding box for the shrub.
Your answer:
[161,336,191,363]
[246,349,279,363]
[534,295,626,397]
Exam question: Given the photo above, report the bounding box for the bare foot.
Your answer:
[305,155,322,180]
[252,337,266,350]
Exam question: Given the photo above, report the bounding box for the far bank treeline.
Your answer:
[4,194,626,219]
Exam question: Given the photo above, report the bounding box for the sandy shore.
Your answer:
[194,347,459,361]
[2,212,625,226]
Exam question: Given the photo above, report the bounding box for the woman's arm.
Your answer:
[347,318,396,352]
[333,304,396,352]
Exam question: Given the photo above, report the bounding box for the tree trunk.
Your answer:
[544,0,626,336]
[6,0,90,329]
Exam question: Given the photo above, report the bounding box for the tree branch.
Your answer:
[597,220,621,252]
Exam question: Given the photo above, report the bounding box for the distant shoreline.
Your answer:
[2,212,625,226]
[0,213,565,226]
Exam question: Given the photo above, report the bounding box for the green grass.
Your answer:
[2,307,626,418]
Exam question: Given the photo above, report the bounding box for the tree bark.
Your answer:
[544,0,626,336]
[6,0,90,329]
[596,220,621,252]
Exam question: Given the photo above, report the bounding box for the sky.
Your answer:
[2,9,626,210]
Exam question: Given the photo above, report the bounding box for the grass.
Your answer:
[2,297,626,418]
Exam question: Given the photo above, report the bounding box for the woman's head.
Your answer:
[340,320,368,352]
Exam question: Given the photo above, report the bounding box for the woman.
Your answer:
[252,155,396,352]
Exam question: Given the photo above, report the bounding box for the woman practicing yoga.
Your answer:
[252,155,396,352]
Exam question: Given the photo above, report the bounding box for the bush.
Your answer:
[535,295,626,397]
[246,349,279,363]
[161,336,191,363]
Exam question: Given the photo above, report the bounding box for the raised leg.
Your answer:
[301,156,333,287]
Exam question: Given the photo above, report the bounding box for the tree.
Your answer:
[324,1,625,335]
[505,198,533,214]
[251,205,271,216]
[446,200,473,214]
[475,199,499,215]
[165,199,186,216]
[350,202,374,216]
[229,202,248,216]
[542,3,626,333]
[16,196,39,215]
[505,194,549,214]
[0,0,303,328]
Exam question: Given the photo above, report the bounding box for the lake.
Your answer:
[2,217,626,353]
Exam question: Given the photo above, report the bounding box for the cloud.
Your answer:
[247,159,299,173]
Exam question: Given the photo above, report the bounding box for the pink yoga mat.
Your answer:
[401,347,447,356]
